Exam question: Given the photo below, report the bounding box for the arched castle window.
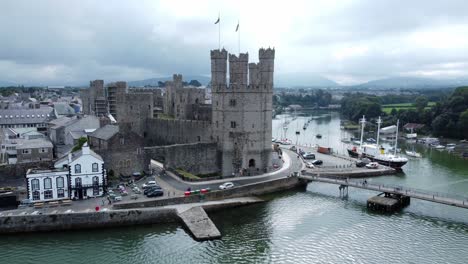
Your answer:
[229,99,236,106]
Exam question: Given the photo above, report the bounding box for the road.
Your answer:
[155,149,303,192]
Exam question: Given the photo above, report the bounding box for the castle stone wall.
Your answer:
[144,142,219,175]
[144,118,213,146]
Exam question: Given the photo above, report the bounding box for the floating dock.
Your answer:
[367,193,410,212]
[177,206,221,241]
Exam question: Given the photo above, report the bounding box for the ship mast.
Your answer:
[376,116,381,148]
[359,115,366,149]
[394,119,399,156]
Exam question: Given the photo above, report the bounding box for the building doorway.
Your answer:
[248,159,256,168]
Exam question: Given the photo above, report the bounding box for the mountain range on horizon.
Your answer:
[2,74,468,89]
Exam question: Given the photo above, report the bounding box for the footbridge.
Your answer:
[299,174,468,209]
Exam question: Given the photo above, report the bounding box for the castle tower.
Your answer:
[211,48,274,176]
[259,48,275,87]
[164,74,183,116]
[210,49,228,90]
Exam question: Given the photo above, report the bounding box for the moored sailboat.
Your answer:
[347,116,408,169]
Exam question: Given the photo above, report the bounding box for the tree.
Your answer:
[431,113,450,136]
[72,137,88,152]
[188,80,202,87]
[459,109,468,139]
[390,108,397,116]
[414,96,428,110]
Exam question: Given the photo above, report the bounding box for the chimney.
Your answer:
[68,153,72,163]
[82,142,90,155]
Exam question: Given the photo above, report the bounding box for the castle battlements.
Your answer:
[210,49,228,59]
[228,53,249,62]
[259,47,275,59]
[210,48,274,93]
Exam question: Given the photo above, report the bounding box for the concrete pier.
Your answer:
[178,206,221,241]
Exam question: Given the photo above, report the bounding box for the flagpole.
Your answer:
[218,13,221,50]
[238,21,240,54]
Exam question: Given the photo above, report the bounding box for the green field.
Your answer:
[382,102,436,114]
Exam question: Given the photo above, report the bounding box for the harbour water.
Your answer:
[1,111,467,264]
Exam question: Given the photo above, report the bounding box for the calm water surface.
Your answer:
[1,111,467,264]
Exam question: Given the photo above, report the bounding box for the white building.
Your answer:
[26,169,69,201]
[26,143,106,202]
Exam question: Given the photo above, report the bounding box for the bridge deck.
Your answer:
[300,174,468,209]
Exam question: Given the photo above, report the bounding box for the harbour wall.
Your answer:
[0,208,178,234]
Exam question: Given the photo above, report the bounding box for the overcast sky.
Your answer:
[1,0,468,85]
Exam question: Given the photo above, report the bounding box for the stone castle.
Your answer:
[81,48,275,177]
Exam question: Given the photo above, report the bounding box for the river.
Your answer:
[1,111,467,264]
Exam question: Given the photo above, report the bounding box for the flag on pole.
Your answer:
[235,21,239,32]
[214,15,220,24]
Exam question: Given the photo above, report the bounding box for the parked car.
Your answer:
[289,146,297,151]
[311,160,323,165]
[302,152,316,159]
[366,162,379,169]
[355,160,366,167]
[143,185,162,195]
[219,182,234,190]
[113,196,122,202]
[132,187,142,194]
[305,162,315,169]
[146,189,164,197]
[18,199,33,209]
[142,181,158,189]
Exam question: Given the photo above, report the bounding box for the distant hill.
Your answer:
[352,77,468,89]
[275,73,339,88]
[128,75,211,87]
[0,81,18,87]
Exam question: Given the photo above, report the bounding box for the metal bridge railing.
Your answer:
[302,175,468,204]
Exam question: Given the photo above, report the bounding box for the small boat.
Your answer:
[432,145,445,150]
[316,134,322,139]
[446,143,456,151]
[405,150,421,158]
[389,147,401,153]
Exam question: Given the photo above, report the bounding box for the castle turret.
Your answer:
[210,49,228,88]
[229,53,248,87]
[249,63,260,86]
[259,48,275,89]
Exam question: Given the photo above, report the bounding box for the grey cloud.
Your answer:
[1,0,468,85]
